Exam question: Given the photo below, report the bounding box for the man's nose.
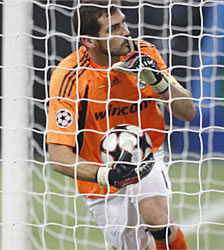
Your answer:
[122,23,130,37]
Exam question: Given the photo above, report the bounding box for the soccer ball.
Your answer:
[100,124,153,168]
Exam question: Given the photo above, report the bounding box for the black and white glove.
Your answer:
[112,37,169,94]
[96,141,154,188]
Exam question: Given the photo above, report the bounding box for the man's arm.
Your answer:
[48,144,98,181]
[159,83,196,122]
[112,37,196,122]
[48,143,153,188]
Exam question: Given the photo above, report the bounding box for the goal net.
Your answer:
[1,0,224,249]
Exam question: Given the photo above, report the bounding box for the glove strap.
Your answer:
[96,167,111,187]
[149,74,169,94]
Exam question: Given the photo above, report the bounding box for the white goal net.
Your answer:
[1,0,224,249]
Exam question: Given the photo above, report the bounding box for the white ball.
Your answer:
[100,124,153,168]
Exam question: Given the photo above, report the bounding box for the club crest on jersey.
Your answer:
[56,109,73,128]
[138,80,146,89]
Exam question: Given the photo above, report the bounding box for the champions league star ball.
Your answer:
[100,124,153,168]
[56,109,73,128]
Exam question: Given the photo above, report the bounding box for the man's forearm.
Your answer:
[160,83,196,121]
[48,144,98,182]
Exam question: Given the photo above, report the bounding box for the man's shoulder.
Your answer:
[49,46,90,97]
[57,46,88,69]
[136,40,162,61]
[135,40,155,50]
[51,46,90,82]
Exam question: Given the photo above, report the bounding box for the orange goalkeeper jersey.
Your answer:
[47,40,167,197]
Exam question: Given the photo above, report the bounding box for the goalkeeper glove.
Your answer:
[96,140,154,188]
[112,37,169,94]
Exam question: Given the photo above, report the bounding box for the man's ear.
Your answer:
[80,37,97,49]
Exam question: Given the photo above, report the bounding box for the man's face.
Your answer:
[96,10,131,56]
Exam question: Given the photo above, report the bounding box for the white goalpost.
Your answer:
[1,0,33,249]
[1,0,224,249]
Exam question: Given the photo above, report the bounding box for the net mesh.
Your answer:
[3,0,224,249]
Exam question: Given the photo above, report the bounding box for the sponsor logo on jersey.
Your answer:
[94,99,151,120]
[56,109,73,128]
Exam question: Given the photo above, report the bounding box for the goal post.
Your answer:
[1,0,33,249]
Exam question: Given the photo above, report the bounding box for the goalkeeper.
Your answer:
[47,0,196,249]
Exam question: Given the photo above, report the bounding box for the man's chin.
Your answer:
[117,46,131,56]
[109,45,131,57]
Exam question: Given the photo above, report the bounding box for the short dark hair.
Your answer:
[72,0,120,37]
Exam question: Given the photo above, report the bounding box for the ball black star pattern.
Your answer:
[100,124,153,168]
[56,109,73,128]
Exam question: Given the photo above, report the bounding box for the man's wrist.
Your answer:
[149,74,169,94]
[96,167,112,187]
[141,69,168,94]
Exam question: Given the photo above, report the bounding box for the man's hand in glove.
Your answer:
[96,140,154,188]
[112,37,169,94]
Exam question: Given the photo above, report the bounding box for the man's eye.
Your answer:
[112,25,120,31]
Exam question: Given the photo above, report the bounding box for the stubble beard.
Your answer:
[97,40,130,57]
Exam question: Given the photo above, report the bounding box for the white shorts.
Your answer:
[84,148,171,249]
